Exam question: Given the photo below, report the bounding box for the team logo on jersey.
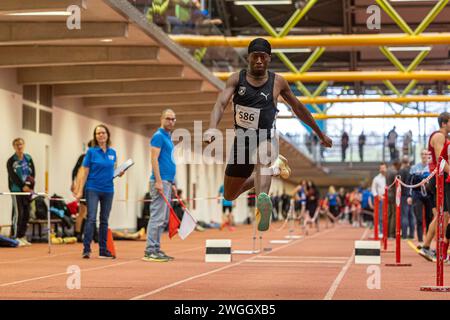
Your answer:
[238,86,246,96]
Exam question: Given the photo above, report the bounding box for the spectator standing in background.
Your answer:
[387,160,401,238]
[399,156,415,239]
[326,186,339,220]
[409,150,433,243]
[337,187,347,222]
[305,133,313,154]
[387,126,398,161]
[7,138,35,246]
[312,134,319,162]
[403,130,413,158]
[361,185,374,227]
[358,131,366,162]
[306,181,319,220]
[341,132,349,162]
[371,163,387,236]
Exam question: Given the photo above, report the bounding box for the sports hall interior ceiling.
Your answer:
[0,0,335,184]
[126,0,450,185]
[207,0,450,96]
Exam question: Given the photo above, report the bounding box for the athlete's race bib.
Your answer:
[235,104,260,129]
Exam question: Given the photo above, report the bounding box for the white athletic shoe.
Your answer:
[16,238,26,247]
[271,155,291,179]
[19,237,31,246]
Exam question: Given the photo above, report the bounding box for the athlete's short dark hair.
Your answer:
[438,112,450,128]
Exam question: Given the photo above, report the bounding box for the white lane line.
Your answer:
[0,260,133,287]
[257,255,349,260]
[323,228,370,300]
[0,243,135,265]
[244,260,346,264]
[0,250,82,265]
[130,263,247,300]
[130,228,334,300]
[0,245,204,288]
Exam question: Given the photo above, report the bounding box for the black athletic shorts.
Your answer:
[222,205,233,214]
[429,174,450,212]
[225,128,276,178]
[307,202,318,218]
[329,205,339,217]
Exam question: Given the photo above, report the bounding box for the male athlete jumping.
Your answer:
[204,38,332,232]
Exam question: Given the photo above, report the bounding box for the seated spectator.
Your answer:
[168,0,222,34]
[146,0,170,32]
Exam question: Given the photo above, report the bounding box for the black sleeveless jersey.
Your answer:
[232,69,278,131]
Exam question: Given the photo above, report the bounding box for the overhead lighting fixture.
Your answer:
[100,39,113,42]
[6,11,71,16]
[234,0,292,5]
[387,46,431,52]
[272,48,311,53]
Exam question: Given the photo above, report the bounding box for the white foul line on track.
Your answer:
[256,255,349,260]
[244,260,346,264]
[323,228,370,300]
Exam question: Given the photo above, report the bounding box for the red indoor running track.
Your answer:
[1,221,449,300]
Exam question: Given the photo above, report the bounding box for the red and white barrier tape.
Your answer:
[384,167,437,191]
[395,168,437,189]
[386,179,397,190]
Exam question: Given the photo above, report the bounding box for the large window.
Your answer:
[22,85,53,135]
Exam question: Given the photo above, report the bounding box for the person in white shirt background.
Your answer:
[371,163,387,237]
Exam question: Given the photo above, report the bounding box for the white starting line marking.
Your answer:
[257,255,349,260]
[244,260,346,264]
[232,250,260,254]
[270,240,291,244]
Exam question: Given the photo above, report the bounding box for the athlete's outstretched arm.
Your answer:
[208,73,239,130]
[278,75,332,148]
